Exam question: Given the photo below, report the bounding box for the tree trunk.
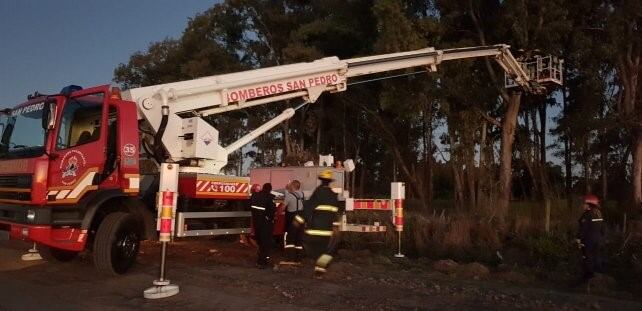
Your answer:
[315,108,323,156]
[467,153,477,210]
[527,109,541,201]
[563,88,573,210]
[478,121,488,211]
[342,101,347,160]
[584,142,591,194]
[530,108,540,165]
[538,100,552,233]
[363,106,427,209]
[498,92,522,220]
[521,147,540,199]
[616,46,640,208]
[633,131,642,207]
[423,105,434,207]
[351,143,359,198]
[281,121,292,162]
[448,124,464,210]
[452,164,465,210]
[358,163,366,197]
[538,99,547,166]
[601,149,608,201]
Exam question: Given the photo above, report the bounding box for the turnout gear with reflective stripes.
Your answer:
[578,208,604,249]
[577,208,605,280]
[303,186,343,228]
[303,184,342,275]
[294,215,305,225]
[250,190,276,267]
[284,210,305,262]
[282,190,305,262]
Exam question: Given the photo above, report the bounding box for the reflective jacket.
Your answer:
[302,186,340,236]
[250,191,276,223]
[578,208,604,248]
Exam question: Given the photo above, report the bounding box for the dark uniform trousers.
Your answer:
[303,187,341,273]
[253,210,273,266]
[251,191,275,266]
[578,208,605,280]
[285,210,305,261]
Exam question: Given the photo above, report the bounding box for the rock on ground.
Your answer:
[432,259,459,274]
[457,262,490,280]
[495,271,530,284]
[587,273,617,294]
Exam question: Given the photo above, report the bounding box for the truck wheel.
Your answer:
[93,212,140,275]
[41,247,78,262]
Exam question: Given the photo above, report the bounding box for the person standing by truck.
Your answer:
[280,180,305,264]
[300,170,341,277]
[251,183,276,269]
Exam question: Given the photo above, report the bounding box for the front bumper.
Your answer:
[0,203,86,251]
[0,220,86,251]
[0,204,52,225]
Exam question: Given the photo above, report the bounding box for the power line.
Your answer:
[347,70,429,86]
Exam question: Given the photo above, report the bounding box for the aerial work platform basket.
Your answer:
[505,55,563,90]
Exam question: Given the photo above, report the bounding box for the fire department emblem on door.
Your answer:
[60,150,87,185]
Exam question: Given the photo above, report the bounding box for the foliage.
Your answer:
[114,0,640,233]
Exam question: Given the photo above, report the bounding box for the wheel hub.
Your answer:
[118,233,138,258]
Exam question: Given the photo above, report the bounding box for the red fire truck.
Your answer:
[0,44,561,275]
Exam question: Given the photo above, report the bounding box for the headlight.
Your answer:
[26,210,36,222]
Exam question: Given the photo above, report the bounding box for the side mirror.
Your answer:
[41,99,56,130]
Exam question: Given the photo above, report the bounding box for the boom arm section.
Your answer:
[122,44,544,174]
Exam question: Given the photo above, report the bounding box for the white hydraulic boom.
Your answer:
[122,44,554,175]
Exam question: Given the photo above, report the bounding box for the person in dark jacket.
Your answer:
[297,169,342,277]
[251,183,276,269]
[576,194,605,282]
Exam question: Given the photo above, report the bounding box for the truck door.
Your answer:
[47,87,109,204]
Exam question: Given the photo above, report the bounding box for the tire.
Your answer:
[93,212,140,275]
[41,247,78,262]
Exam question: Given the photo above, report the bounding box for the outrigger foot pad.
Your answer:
[21,244,42,261]
[144,280,179,299]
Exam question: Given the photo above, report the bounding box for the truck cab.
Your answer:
[0,85,152,274]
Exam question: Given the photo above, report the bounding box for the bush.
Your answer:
[505,233,576,274]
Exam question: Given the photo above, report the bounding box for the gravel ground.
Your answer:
[1,238,641,311]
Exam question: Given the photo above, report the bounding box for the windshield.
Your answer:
[0,101,46,159]
[0,112,7,137]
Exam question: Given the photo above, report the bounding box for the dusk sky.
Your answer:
[0,0,563,165]
[0,0,219,107]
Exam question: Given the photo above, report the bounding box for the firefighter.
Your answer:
[298,169,342,277]
[251,183,276,269]
[281,180,305,264]
[576,194,605,282]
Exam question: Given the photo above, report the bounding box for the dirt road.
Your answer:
[1,238,641,311]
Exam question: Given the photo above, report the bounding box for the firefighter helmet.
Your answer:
[251,184,262,193]
[583,194,600,206]
[318,169,334,181]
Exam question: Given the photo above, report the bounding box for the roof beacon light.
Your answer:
[110,87,122,100]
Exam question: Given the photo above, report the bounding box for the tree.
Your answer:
[606,0,641,208]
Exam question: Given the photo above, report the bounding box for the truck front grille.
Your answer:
[0,175,32,189]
